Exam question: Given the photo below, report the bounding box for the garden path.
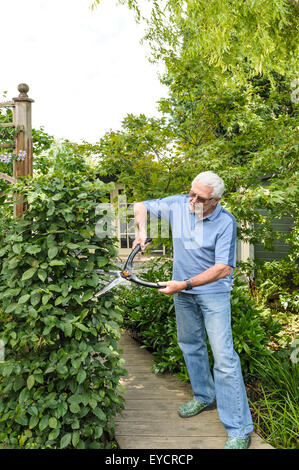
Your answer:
[115,333,273,449]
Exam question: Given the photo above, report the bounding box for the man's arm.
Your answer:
[189,264,231,287]
[158,264,232,294]
[133,202,148,250]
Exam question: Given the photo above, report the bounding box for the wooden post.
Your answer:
[12,83,34,217]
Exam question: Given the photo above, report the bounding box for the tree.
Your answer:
[92,0,298,84]
[91,0,299,257]
[94,113,187,200]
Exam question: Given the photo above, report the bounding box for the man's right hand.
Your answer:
[132,232,149,251]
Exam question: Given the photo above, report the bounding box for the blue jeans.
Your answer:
[174,291,253,439]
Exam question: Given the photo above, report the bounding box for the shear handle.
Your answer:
[123,237,153,272]
[129,274,164,289]
[123,237,165,289]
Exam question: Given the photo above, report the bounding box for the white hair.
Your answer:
[192,171,225,198]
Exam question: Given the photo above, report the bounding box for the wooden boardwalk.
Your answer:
[115,333,273,449]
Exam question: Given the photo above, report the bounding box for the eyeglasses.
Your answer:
[189,190,214,204]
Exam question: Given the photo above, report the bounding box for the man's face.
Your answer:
[189,182,220,215]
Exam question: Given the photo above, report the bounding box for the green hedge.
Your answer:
[0,151,126,449]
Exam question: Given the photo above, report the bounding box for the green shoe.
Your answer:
[178,398,216,418]
[224,436,251,449]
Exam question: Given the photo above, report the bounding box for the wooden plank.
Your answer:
[115,409,221,422]
[121,351,154,359]
[121,364,155,371]
[120,371,190,383]
[120,361,153,367]
[0,142,14,149]
[0,122,15,127]
[116,436,226,449]
[0,101,15,108]
[121,383,192,396]
[120,378,190,394]
[118,399,187,411]
[121,376,192,391]
[119,340,152,349]
[0,173,16,184]
[120,365,155,373]
[115,420,227,437]
[120,390,191,400]
[116,435,273,450]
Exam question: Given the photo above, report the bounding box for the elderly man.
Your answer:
[133,171,253,449]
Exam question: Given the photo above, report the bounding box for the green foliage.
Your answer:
[32,127,55,157]
[117,259,186,376]
[0,147,126,449]
[118,259,281,382]
[0,101,16,146]
[238,256,299,351]
[249,348,299,449]
[239,256,299,314]
[96,0,299,83]
[92,1,299,258]
[33,139,97,178]
[255,257,299,292]
[229,276,282,379]
[95,114,183,201]
[0,102,15,196]
[93,79,299,254]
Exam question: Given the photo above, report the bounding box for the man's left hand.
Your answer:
[158,280,185,295]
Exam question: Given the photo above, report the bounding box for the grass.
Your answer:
[250,389,298,448]
[248,351,299,449]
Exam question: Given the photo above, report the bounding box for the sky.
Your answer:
[0,0,167,143]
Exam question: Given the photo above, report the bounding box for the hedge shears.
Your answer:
[93,237,165,298]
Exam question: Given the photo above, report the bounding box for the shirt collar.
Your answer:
[203,202,222,221]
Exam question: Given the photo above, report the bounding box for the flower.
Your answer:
[16,150,26,161]
[0,152,12,163]
[0,150,27,163]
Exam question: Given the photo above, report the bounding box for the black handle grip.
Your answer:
[129,275,165,289]
[122,237,166,289]
[123,237,152,271]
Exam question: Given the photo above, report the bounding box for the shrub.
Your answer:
[118,258,281,382]
[239,257,299,314]
[0,152,126,449]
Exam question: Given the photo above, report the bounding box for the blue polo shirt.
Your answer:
[144,194,236,294]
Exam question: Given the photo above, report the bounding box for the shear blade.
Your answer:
[94,269,122,275]
[93,276,127,298]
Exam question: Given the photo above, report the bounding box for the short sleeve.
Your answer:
[215,219,236,267]
[143,195,182,223]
